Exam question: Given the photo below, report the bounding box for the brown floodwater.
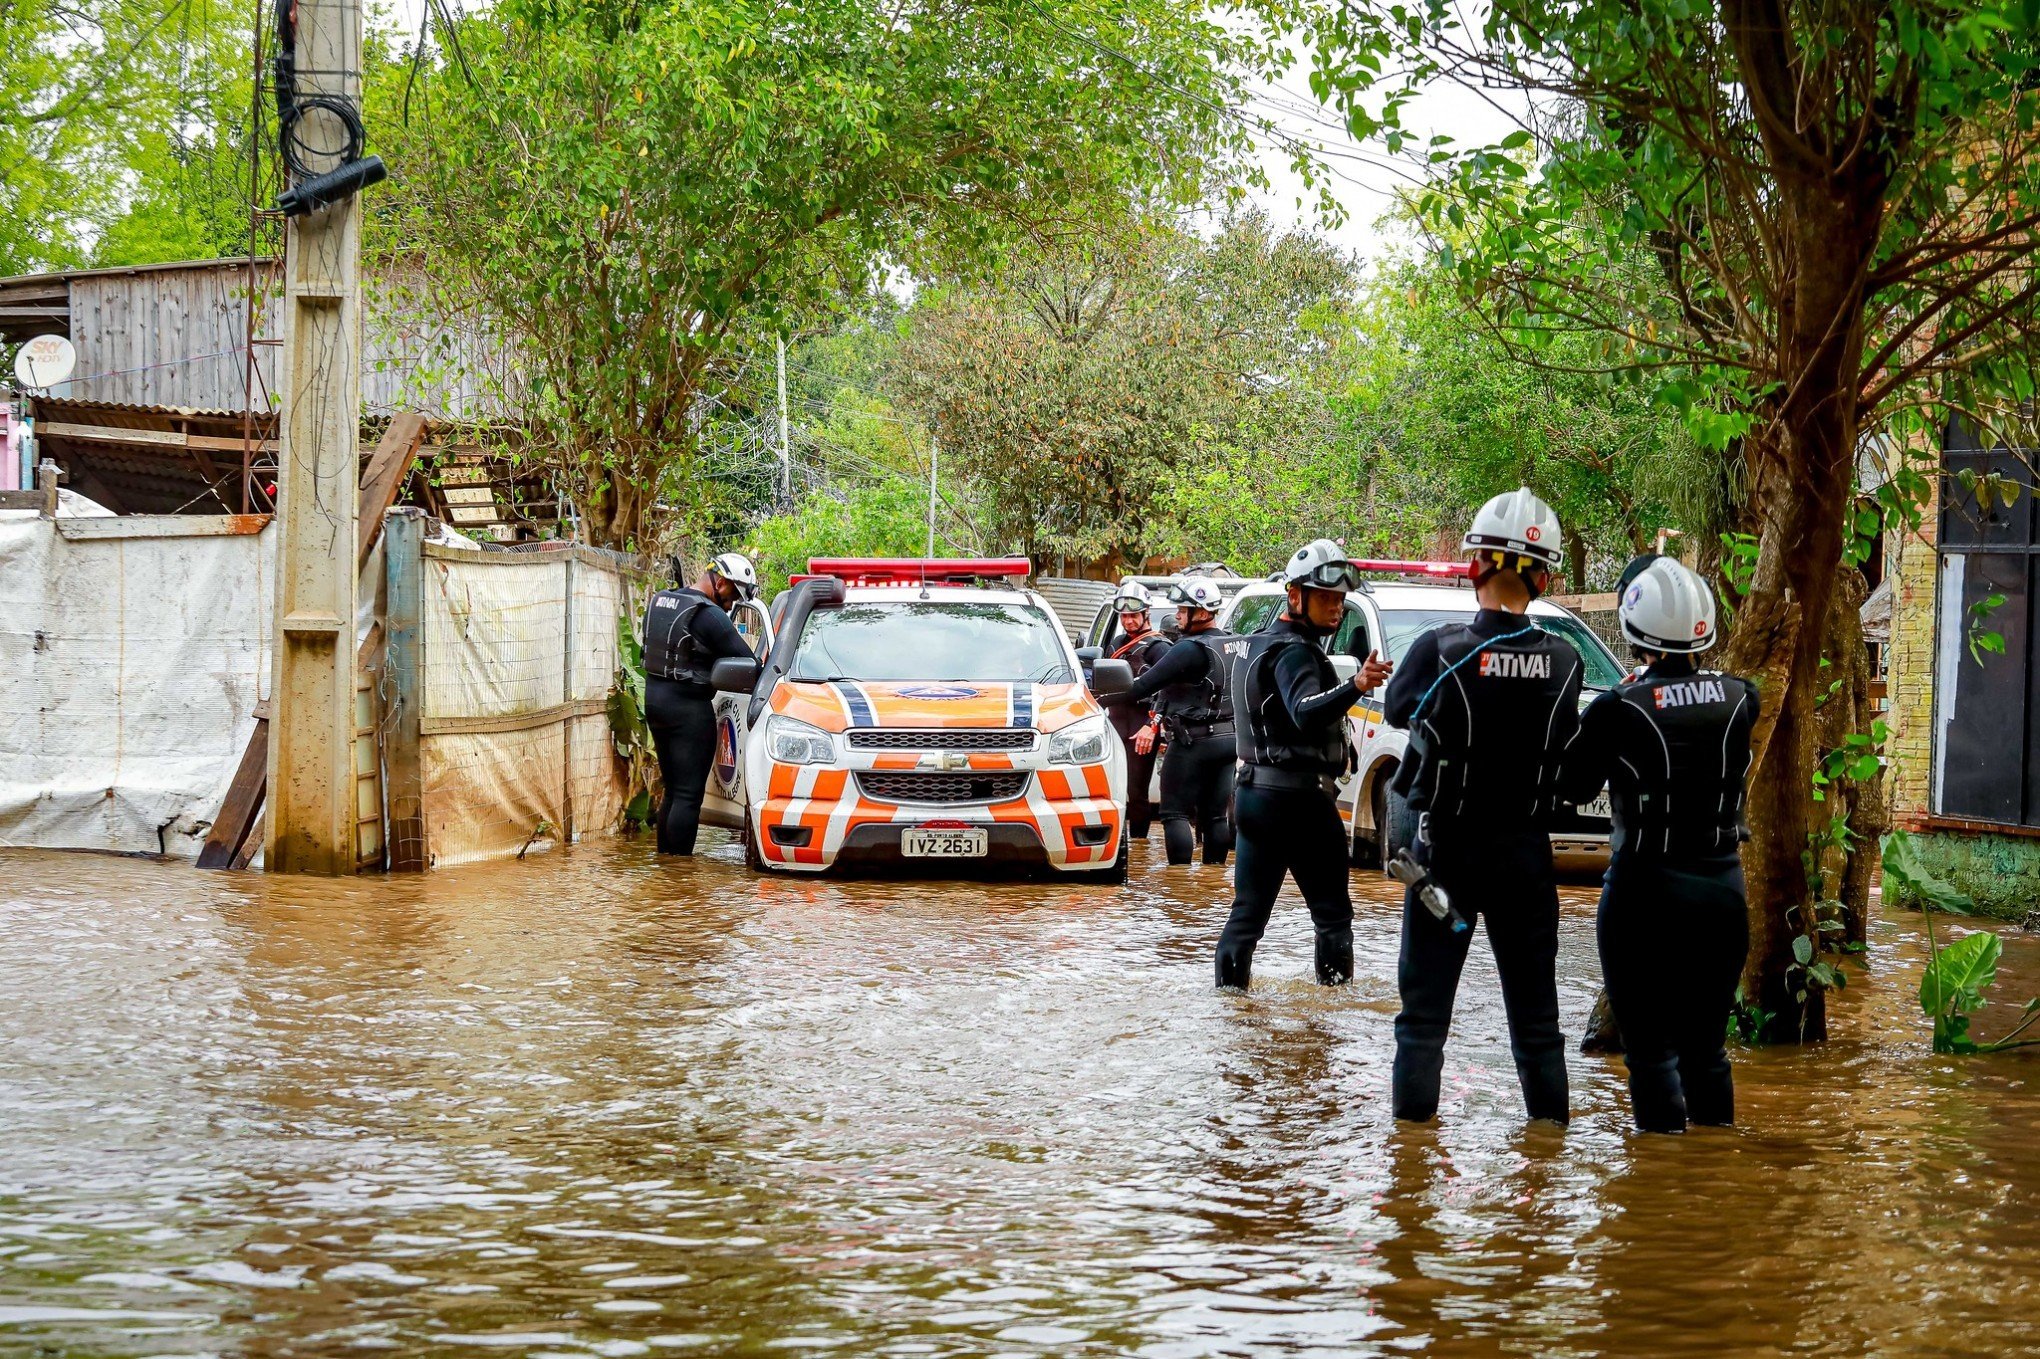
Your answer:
[3,837,2038,1358]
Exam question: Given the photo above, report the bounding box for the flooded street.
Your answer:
[4,838,2038,1358]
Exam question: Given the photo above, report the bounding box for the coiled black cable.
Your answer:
[273,0,366,182]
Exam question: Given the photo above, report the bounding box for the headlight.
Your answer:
[1047,716,1109,766]
[766,715,835,766]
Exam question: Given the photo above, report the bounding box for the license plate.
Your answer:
[1582,794,1612,822]
[902,828,987,857]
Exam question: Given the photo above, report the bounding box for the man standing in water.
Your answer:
[1216,539,1392,989]
[1383,488,1582,1125]
[1101,583,1172,840]
[641,552,758,856]
[1560,556,1757,1133]
[1124,577,1242,866]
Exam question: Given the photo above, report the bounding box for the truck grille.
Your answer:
[846,729,1034,751]
[857,772,1032,804]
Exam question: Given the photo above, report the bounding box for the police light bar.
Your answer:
[1349,559,1471,579]
[807,557,1031,584]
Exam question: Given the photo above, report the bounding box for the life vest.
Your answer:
[1393,622,1582,824]
[1234,630,1348,775]
[1155,630,1241,737]
[642,587,714,684]
[1597,669,1758,858]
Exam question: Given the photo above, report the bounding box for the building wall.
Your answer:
[60,261,513,420]
[1886,480,1939,824]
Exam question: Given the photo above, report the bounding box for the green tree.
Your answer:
[1310,0,2040,1037]
[893,213,1357,570]
[379,0,1288,549]
[1,0,252,274]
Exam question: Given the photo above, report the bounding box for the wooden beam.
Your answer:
[37,421,276,457]
[196,708,271,869]
[357,412,430,569]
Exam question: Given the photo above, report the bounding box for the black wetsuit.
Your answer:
[641,586,754,856]
[1103,629,1171,839]
[1215,617,1365,989]
[1559,655,1757,1132]
[1126,627,1242,865]
[1381,607,1583,1123]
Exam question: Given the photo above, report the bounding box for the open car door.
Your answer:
[698,597,774,832]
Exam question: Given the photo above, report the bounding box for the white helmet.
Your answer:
[709,551,758,600]
[1166,577,1225,613]
[1112,581,1154,614]
[1619,555,1718,653]
[1462,487,1564,572]
[1281,537,1364,592]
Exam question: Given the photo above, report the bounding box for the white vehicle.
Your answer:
[1216,574,1626,871]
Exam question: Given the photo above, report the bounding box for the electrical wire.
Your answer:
[273,0,365,180]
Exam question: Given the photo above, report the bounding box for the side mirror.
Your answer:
[1329,654,1360,684]
[1075,646,1102,663]
[710,657,761,693]
[1089,658,1133,699]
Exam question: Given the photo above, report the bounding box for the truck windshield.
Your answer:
[789,601,1076,684]
[1378,609,1626,690]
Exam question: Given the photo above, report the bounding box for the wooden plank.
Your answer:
[39,420,186,448]
[357,412,430,570]
[0,490,46,510]
[384,509,429,871]
[230,809,266,869]
[419,697,610,737]
[57,514,271,540]
[196,717,271,868]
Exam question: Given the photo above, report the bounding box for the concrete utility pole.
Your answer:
[775,334,792,506]
[265,0,365,873]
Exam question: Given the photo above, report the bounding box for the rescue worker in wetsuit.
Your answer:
[1560,556,1757,1133]
[1215,540,1395,989]
[641,552,759,856]
[1124,576,1241,866]
[1101,583,1172,840]
[1383,488,1582,1125]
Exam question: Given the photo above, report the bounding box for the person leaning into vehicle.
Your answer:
[1100,582,1172,841]
[1382,488,1582,1126]
[1123,576,1241,866]
[1559,555,1758,1134]
[642,552,758,856]
[1215,539,1393,989]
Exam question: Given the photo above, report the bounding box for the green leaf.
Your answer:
[1921,928,2001,1017]
[1792,935,1815,966]
[1882,832,1977,915]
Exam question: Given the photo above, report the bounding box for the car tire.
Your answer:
[1080,833,1130,885]
[742,816,766,872]
[1374,770,1414,873]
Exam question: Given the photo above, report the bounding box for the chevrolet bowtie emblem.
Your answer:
[918,751,972,771]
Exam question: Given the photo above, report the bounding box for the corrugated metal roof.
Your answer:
[0,257,277,291]
[32,395,279,432]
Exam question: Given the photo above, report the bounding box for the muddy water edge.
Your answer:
[2,837,2037,1358]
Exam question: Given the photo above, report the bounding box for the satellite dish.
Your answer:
[14,334,76,390]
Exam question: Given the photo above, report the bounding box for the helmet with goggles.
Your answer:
[1164,577,1226,613]
[1112,581,1154,615]
[1281,538,1364,593]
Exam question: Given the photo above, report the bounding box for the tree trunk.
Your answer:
[1814,568,1885,946]
[1565,534,1589,594]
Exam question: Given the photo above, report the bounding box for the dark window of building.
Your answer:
[1935,418,2040,826]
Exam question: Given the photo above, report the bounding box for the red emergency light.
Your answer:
[806,556,1031,585]
[1349,559,1471,580]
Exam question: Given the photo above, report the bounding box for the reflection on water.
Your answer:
[3,837,2037,1356]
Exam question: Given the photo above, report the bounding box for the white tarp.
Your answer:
[0,514,275,856]
[417,542,640,866]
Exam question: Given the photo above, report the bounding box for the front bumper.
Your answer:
[752,764,1122,873]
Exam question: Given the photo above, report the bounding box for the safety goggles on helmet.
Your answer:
[1163,579,1224,611]
[1290,560,1365,592]
[1111,583,1153,615]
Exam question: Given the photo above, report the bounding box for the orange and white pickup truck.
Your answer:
[697,559,1134,880]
